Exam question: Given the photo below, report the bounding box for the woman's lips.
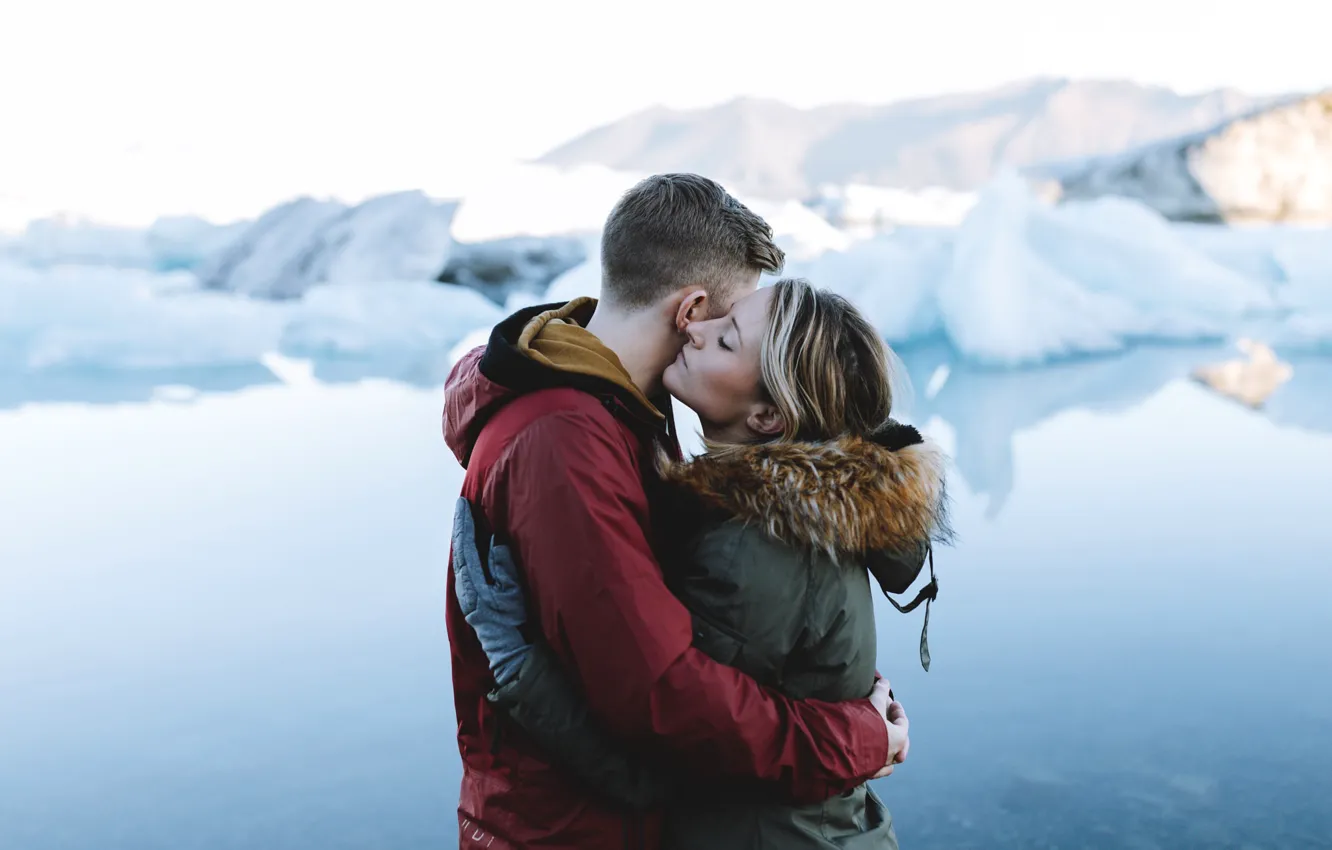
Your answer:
[676,349,687,368]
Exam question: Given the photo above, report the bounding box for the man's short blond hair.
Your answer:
[600,173,784,310]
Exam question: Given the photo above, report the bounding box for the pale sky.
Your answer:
[1,0,1324,226]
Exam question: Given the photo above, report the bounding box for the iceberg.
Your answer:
[1172,224,1293,283]
[937,180,1141,364]
[200,192,458,299]
[525,174,1297,367]
[439,235,587,304]
[195,187,586,305]
[935,173,1275,365]
[146,216,251,272]
[469,174,1316,367]
[280,281,501,360]
[1172,222,1332,288]
[2,167,1328,383]
[198,197,349,298]
[1036,195,1272,315]
[1,215,246,272]
[289,192,458,286]
[3,217,153,269]
[0,262,498,374]
[0,263,286,371]
[786,230,949,343]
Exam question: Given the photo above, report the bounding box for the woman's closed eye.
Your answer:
[718,336,733,352]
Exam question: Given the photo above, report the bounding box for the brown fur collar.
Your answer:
[658,434,951,558]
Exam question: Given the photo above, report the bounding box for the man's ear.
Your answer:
[674,289,708,332]
[747,403,785,438]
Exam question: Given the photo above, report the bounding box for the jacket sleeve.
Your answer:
[493,408,889,802]
[488,641,677,812]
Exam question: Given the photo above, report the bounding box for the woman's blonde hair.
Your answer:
[756,277,894,443]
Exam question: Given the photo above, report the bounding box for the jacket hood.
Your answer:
[444,299,671,468]
[658,422,952,562]
[517,298,663,419]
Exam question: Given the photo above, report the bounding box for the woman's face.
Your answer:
[662,286,777,440]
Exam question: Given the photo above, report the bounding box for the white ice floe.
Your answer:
[3,171,1330,374]
[2,214,246,272]
[0,262,498,372]
[785,174,1280,365]
[0,263,285,370]
[786,230,949,343]
[199,192,458,299]
[931,173,1273,365]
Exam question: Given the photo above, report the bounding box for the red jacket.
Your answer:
[443,303,889,850]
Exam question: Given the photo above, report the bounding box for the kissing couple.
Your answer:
[444,173,951,849]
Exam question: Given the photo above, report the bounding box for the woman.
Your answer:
[454,278,951,848]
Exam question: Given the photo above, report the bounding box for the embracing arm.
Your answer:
[453,497,674,810]
[493,409,889,802]
[488,641,677,811]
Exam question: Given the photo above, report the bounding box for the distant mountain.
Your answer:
[538,78,1275,197]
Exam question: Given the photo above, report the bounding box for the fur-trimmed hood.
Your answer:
[658,423,952,562]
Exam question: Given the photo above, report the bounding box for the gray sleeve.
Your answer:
[487,641,677,812]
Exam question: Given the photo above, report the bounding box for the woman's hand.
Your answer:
[868,678,910,778]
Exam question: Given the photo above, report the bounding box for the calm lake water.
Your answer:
[3,345,1330,850]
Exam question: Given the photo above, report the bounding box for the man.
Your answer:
[443,174,905,850]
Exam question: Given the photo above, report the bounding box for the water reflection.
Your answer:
[867,368,1332,849]
[8,343,1331,484]
[3,347,1331,849]
[0,363,281,410]
[1266,354,1332,435]
[897,343,1240,516]
[5,340,1329,585]
[0,381,465,850]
